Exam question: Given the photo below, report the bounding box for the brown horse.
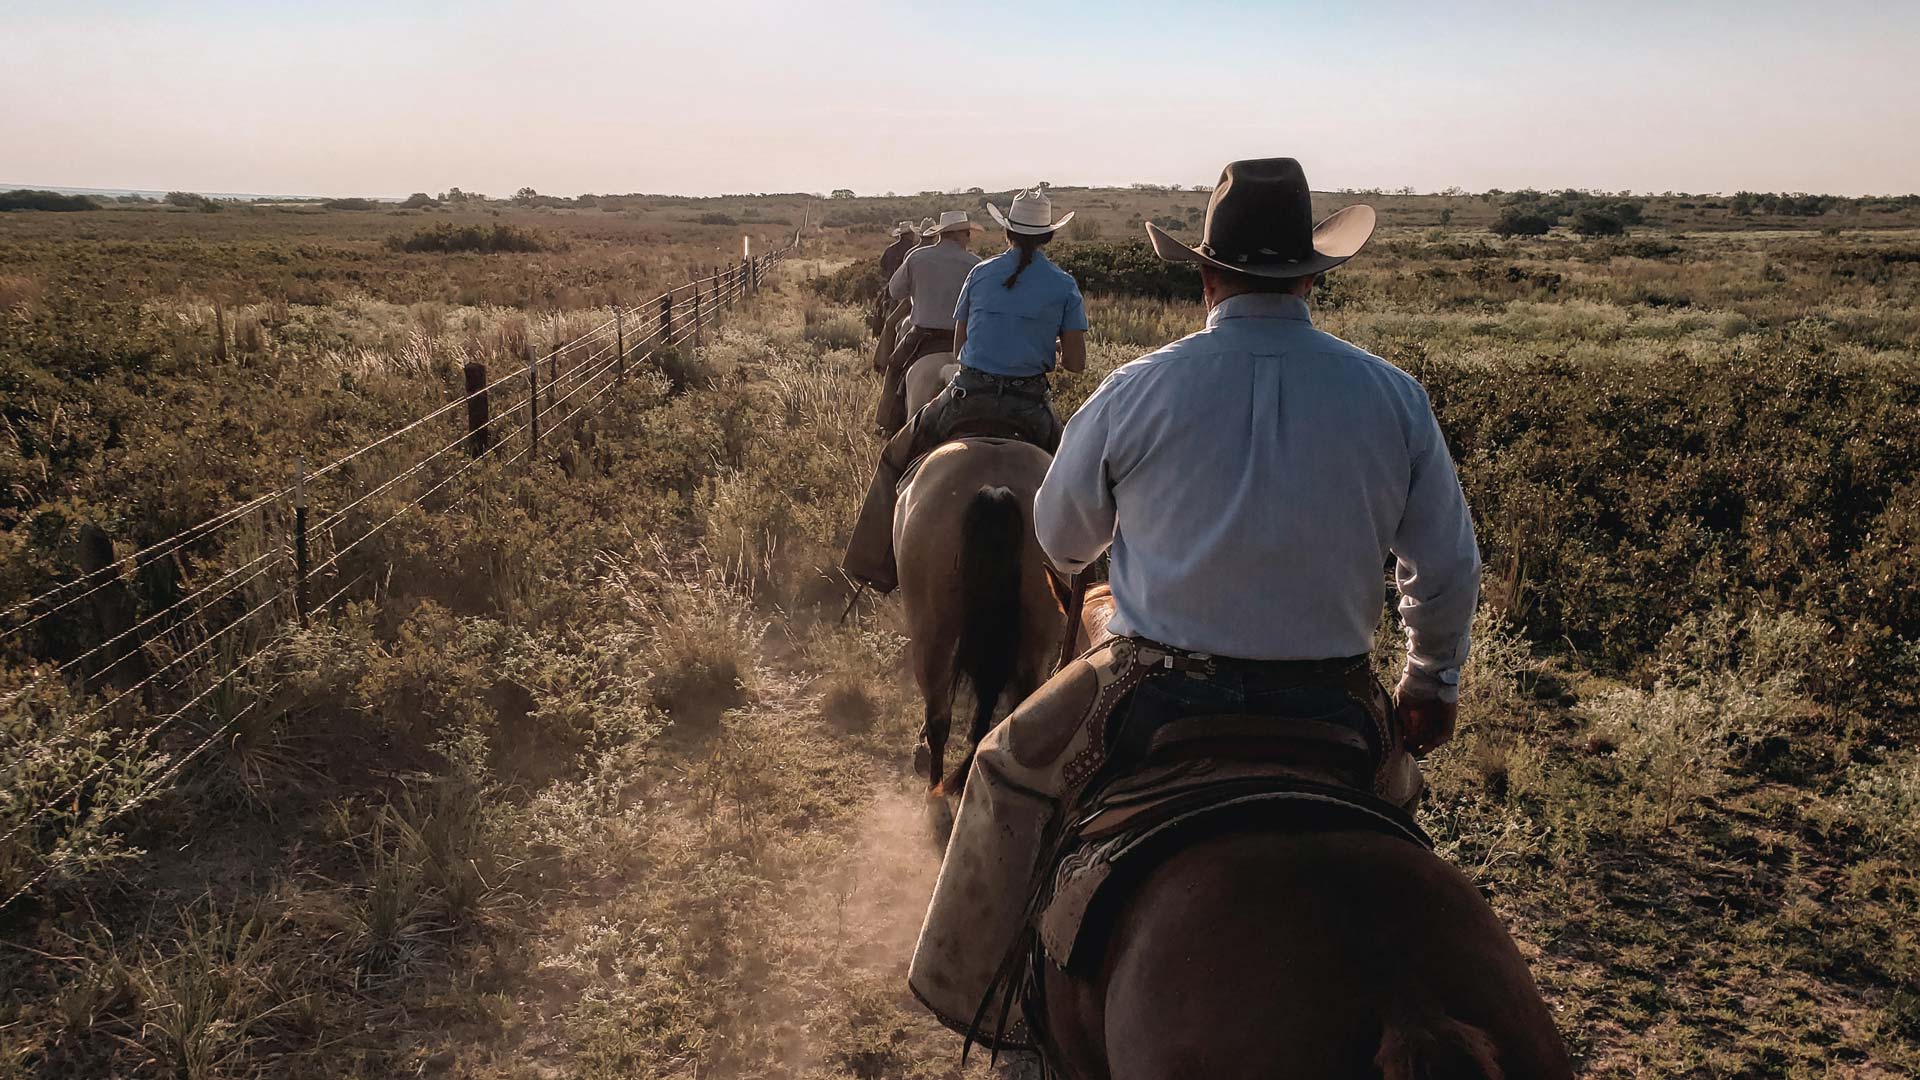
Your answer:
[896,438,1064,795]
[1035,585,1572,1080]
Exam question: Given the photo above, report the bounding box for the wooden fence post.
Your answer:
[293,458,310,626]
[615,306,626,384]
[660,291,674,347]
[463,361,490,458]
[526,344,540,461]
[693,279,703,348]
[741,257,752,300]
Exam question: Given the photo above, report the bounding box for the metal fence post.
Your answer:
[526,344,540,461]
[293,458,310,626]
[615,306,626,384]
[463,361,490,458]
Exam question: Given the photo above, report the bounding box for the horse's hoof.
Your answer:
[912,743,931,778]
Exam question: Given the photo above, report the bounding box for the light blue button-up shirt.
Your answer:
[953,249,1089,377]
[1034,293,1481,700]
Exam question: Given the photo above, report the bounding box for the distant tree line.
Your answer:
[1486,187,1920,238]
[0,189,98,212]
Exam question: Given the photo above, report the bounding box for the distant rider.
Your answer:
[880,219,918,280]
[872,219,921,338]
[842,189,1088,594]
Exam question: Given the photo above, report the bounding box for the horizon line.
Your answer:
[11,181,1920,204]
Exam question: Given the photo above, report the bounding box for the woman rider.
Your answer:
[841,187,1088,594]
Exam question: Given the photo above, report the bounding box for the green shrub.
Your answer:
[385,223,548,254]
[321,197,379,211]
[1053,241,1202,301]
[398,193,439,209]
[1491,207,1557,236]
[698,211,738,226]
[1570,208,1626,236]
[807,260,885,305]
[1423,348,1920,709]
[163,191,221,213]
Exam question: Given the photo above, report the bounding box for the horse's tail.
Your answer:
[1374,1015,1504,1080]
[937,485,1023,795]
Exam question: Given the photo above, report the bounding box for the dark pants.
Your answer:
[842,367,1062,592]
[1108,656,1390,771]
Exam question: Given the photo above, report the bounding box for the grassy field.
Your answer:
[2,190,1918,1078]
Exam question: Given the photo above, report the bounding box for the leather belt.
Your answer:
[954,368,1050,396]
[1130,637,1369,681]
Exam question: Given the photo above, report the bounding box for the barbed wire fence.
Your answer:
[0,238,799,912]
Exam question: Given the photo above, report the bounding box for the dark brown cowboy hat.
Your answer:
[1146,158,1375,278]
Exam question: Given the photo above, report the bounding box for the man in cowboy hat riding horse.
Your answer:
[881,219,918,280]
[908,159,1481,1041]
[870,219,924,364]
[872,218,920,327]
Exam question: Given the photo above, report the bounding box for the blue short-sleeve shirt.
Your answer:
[952,249,1089,377]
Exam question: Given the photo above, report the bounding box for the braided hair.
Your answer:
[1002,229,1055,290]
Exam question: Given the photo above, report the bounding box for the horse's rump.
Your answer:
[895,439,1062,796]
[1037,825,1572,1079]
[905,350,959,416]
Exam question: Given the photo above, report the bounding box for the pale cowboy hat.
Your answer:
[917,216,936,237]
[1147,158,1374,278]
[988,188,1074,235]
[892,220,918,237]
[930,210,973,235]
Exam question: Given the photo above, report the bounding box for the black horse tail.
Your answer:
[939,485,1023,794]
[1374,1015,1505,1080]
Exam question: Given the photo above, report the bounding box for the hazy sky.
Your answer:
[6,0,1917,198]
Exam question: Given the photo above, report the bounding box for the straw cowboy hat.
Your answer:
[892,220,918,237]
[917,216,936,237]
[988,188,1074,235]
[1147,158,1374,277]
[930,210,973,235]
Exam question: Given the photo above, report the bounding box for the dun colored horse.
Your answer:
[1036,585,1572,1079]
[904,350,960,417]
[896,438,1064,795]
